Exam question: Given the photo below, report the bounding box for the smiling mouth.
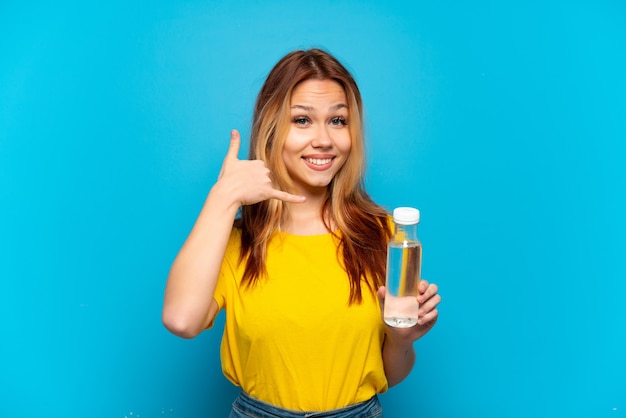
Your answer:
[304,157,333,166]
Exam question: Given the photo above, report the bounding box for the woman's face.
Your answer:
[282,79,352,195]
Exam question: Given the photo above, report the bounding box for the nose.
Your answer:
[311,125,333,149]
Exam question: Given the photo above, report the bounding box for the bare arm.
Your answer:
[162,130,305,339]
[162,184,239,338]
[382,335,416,387]
[379,280,440,386]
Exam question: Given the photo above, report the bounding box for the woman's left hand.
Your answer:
[377,280,441,344]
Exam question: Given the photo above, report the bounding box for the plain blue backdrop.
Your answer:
[1,0,625,417]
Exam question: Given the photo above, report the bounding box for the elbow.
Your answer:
[162,309,203,339]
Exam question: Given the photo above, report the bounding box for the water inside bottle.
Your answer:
[384,242,421,327]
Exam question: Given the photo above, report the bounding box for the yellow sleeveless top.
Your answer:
[212,228,388,411]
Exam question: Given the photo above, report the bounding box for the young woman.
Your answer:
[163,48,441,417]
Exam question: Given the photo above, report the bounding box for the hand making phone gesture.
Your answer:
[163,130,305,338]
[215,129,306,207]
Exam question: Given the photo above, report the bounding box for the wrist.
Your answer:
[383,327,416,350]
[208,182,242,213]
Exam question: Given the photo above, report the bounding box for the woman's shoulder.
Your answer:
[230,224,243,238]
[223,225,243,255]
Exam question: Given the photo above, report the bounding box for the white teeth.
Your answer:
[305,158,332,166]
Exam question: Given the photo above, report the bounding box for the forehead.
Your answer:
[290,79,347,105]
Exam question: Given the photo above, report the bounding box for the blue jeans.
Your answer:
[230,391,384,418]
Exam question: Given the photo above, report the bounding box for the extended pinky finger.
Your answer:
[272,189,306,203]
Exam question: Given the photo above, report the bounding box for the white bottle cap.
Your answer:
[393,207,420,225]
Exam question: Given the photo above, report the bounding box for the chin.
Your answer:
[296,180,332,194]
[309,178,334,188]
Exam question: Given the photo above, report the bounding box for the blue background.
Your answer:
[1,1,625,417]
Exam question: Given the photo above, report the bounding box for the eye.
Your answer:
[292,116,311,126]
[330,116,348,126]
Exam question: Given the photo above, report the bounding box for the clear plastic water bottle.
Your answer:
[384,207,422,328]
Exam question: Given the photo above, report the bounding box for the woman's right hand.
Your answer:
[215,130,306,207]
[163,130,305,339]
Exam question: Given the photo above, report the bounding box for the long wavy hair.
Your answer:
[235,48,391,304]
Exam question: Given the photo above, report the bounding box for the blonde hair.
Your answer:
[236,49,391,303]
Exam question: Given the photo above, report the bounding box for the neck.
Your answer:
[282,193,331,235]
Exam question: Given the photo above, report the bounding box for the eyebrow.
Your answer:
[291,104,348,111]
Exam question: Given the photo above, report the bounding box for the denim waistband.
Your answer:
[230,391,383,418]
